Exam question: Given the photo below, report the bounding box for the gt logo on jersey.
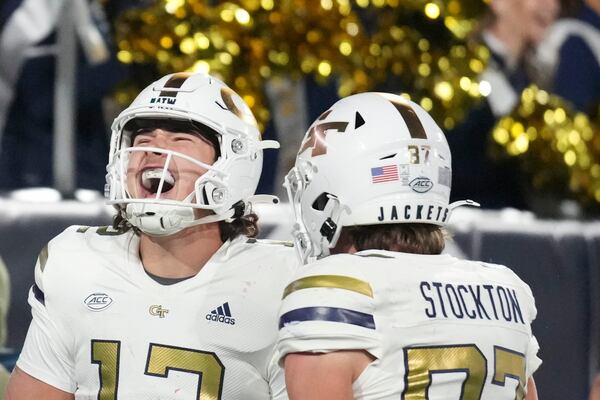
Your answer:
[84,293,113,311]
[149,305,170,318]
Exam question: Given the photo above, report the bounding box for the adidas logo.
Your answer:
[205,302,236,325]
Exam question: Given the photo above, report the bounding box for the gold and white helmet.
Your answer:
[285,92,476,263]
[106,72,278,236]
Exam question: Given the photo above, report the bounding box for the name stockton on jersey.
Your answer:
[420,281,525,324]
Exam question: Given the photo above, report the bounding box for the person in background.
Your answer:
[536,0,600,115]
[4,72,296,399]
[278,92,541,399]
[0,0,128,191]
[448,0,559,209]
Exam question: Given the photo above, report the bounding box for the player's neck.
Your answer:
[139,223,223,279]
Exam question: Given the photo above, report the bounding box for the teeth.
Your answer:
[141,169,175,193]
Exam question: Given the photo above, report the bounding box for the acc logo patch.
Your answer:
[409,177,433,193]
[84,293,113,311]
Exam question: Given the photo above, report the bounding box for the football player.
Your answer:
[277,92,541,399]
[5,72,297,399]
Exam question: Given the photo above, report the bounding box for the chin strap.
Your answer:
[126,194,281,237]
[247,194,280,206]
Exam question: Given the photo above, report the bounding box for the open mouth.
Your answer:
[140,168,175,196]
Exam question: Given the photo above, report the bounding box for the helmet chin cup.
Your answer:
[125,203,195,236]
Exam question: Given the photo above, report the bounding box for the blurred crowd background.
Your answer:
[0,0,598,398]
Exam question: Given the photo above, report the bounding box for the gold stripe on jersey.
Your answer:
[38,245,49,272]
[283,275,373,299]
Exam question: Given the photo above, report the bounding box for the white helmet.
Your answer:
[284,92,477,263]
[106,72,279,236]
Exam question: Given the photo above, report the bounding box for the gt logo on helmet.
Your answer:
[298,121,349,157]
[215,87,259,130]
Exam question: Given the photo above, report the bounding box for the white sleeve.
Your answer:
[526,335,542,378]
[277,259,381,363]
[15,245,76,393]
[517,275,542,378]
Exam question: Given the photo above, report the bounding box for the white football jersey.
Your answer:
[18,225,298,399]
[278,250,541,399]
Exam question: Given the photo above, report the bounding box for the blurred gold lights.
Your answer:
[424,3,441,19]
[494,86,600,207]
[114,0,598,208]
[115,0,489,131]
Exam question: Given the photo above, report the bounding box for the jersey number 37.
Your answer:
[403,344,526,399]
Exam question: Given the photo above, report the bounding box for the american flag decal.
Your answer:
[371,165,399,183]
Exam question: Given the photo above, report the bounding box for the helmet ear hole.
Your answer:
[312,192,331,211]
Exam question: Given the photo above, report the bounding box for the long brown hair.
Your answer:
[344,223,446,255]
[219,213,259,242]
